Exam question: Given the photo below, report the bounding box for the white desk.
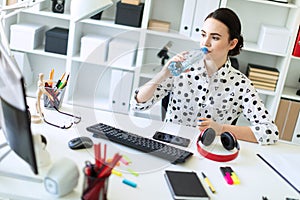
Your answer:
[0,97,299,200]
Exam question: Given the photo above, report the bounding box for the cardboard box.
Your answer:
[80,34,111,64]
[275,99,300,141]
[148,19,170,32]
[6,0,17,5]
[45,27,69,55]
[258,25,290,54]
[10,23,45,51]
[115,1,144,28]
[107,38,138,67]
[121,0,141,5]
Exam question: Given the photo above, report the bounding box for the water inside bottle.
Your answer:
[168,47,208,76]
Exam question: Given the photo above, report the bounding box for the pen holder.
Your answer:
[82,172,109,200]
[43,86,66,109]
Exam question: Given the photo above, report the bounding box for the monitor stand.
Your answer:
[0,133,51,183]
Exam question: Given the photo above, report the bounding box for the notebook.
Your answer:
[164,170,210,200]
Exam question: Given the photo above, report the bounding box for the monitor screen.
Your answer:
[0,42,38,174]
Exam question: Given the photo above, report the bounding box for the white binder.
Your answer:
[118,71,134,114]
[109,69,123,112]
[179,0,196,37]
[108,69,134,114]
[12,51,33,87]
[190,0,220,41]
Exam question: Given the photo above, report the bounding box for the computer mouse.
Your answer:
[68,136,94,150]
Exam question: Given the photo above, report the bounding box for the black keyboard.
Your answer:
[86,123,193,164]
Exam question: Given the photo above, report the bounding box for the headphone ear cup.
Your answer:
[221,132,236,150]
[201,128,216,146]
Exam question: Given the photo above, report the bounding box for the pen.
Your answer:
[58,74,69,89]
[55,72,66,88]
[201,172,216,193]
[48,68,54,87]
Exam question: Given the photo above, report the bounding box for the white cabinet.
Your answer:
[2,0,300,122]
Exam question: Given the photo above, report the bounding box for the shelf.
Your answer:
[145,29,188,41]
[81,18,140,31]
[243,42,288,57]
[282,87,300,101]
[22,9,71,20]
[291,55,300,60]
[71,56,136,72]
[256,88,277,96]
[247,0,299,8]
[11,46,67,59]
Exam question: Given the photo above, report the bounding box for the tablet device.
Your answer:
[164,170,210,200]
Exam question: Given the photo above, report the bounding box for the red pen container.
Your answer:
[82,168,110,200]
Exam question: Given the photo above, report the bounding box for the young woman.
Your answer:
[131,8,279,145]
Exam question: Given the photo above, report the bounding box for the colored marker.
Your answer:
[56,72,66,88]
[227,167,240,184]
[122,154,132,164]
[201,172,216,193]
[120,157,129,165]
[111,169,122,177]
[48,68,54,87]
[58,74,69,89]
[122,179,137,188]
[127,168,139,177]
[220,167,234,185]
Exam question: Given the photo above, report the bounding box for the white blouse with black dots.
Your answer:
[131,59,279,145]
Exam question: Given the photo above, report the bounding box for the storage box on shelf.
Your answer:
[121,0,141,5]
[45,27,69,55]
[107,37,138,68]
[275,98,300,143]
[148,19,170,32]
[257,24,291,54]
[10,23,45,51]
[115,1,144,28]
[80,34,111,64]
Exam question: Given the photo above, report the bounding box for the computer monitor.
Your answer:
[0,42,38,175]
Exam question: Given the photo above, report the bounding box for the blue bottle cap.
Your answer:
[201,47,208,54]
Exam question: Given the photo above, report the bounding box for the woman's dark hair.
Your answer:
[205,8,244,56]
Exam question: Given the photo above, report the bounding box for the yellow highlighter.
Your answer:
[201,172,216,193]
[228,167,240,184]
[111,169,122,177]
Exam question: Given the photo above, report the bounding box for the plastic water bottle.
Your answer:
[168,47,208,76]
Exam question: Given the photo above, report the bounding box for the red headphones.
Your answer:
[197,128,240,162]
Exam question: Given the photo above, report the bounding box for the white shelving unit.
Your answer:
[1,0,300,122]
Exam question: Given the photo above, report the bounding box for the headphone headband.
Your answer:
[197,128,240,162]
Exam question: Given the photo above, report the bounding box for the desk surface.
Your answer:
[0,97,300,200]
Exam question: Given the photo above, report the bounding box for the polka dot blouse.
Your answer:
[131,59,279,145]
